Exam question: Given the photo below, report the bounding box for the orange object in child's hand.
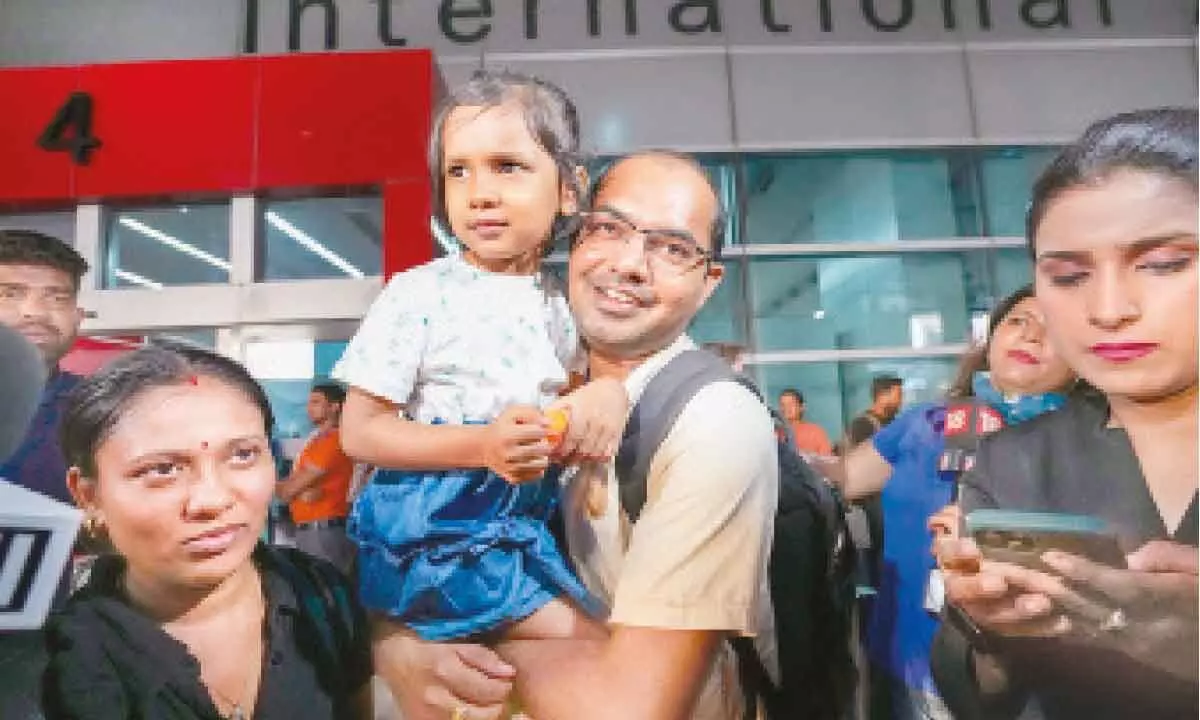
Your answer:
[544,407,570,447]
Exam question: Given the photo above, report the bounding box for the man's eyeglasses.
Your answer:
[575,209,712,273]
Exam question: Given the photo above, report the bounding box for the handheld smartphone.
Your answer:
[965,509,1127,572]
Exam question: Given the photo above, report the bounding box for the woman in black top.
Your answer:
[934,106,1198,719]
[43,343,374,719]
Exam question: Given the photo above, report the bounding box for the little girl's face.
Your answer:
[441,102,573,273]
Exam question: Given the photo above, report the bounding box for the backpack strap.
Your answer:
[614,349,734,522]
[265,548,357,695]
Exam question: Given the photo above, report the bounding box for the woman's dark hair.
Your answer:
[946,284,1035,398]
[61,341,274,477]
[1027,107,1198,254]
[428,69,583,251]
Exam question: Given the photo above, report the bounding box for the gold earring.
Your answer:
[83,512,103,538]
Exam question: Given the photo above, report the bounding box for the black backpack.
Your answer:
[615,349,857,720]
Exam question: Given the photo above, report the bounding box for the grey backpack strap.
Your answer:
[615,349,734,523]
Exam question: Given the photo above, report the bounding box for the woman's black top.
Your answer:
[940,392,1198,720]
[42,545,372,720]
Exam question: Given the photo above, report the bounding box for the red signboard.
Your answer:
[0,51,434,277]
[0,67,79,203]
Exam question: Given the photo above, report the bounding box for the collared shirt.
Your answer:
[42,545,373,720]
[0,369,81,504]
[560,335,779,720]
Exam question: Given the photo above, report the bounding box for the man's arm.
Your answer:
[276,461,328,502]
[498,625,719,720]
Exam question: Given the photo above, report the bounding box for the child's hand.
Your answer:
[483,405,553,484]
[553,377,628,463]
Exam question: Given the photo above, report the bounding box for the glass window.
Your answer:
[992,247,1034,297]
[688,258,745,345]
[748,251,1005,352]
[243,338,351,441]
[105,202,231,288]
[752,356,961,443]
[741,151,981,245]
[978,147,1059,237]
[261,195,382,281]
[0,211,77,246]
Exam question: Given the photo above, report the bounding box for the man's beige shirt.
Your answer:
[562,336,779,720]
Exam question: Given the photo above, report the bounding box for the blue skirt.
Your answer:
[350,466,600,641]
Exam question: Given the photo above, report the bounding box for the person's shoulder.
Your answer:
[969,394,1100,502]
[379,257,456,294]
[897,401,941,423]
[979,393,1094,453]
[46,556,153,662]
[258,545,356,607]
[678,379,776,451]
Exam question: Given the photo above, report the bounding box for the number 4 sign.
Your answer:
[37,92,102,166]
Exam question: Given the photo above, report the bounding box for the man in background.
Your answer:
[778,388,832,456]
[0,230,87,504]
[846,374,904,450]
[0,229,88,720]
[276,382,357,575]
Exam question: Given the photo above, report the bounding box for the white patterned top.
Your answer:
[333,256,579,424]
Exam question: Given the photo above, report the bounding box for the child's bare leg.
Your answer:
[504,597,607,641]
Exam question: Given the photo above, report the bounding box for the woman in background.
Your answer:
[831,284,1076,720]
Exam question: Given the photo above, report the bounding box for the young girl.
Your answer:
[333,71,617,652]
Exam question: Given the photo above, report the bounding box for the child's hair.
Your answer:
[428,69,583,251]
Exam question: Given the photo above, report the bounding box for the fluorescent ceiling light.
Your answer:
[117,217,232,272]
[266,211,365,279]
[113,268,164,290]
[430,217,460,256]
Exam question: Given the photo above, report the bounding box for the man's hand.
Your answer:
[554,377,628,463]
[482,406,553,484]
[372,621,516,720]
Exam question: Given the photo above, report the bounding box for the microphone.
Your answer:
[939,402,1006,500]
[0,324,80,631]
[0,324,46,463]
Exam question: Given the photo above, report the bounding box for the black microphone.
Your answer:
[1,326,79,631]
[0,324,46,465]
[939,402,1006,501]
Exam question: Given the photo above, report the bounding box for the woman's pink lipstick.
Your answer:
[1090,342,1158,362]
